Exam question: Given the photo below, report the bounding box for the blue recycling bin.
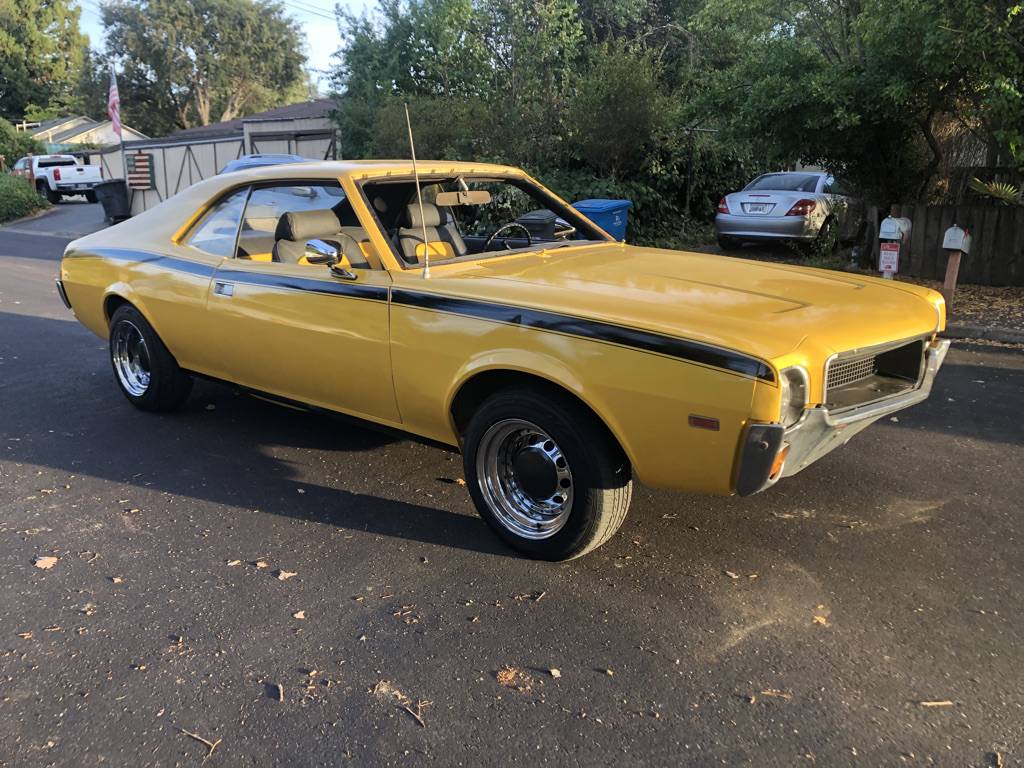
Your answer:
[571,199,632,241]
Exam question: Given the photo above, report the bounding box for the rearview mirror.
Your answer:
[435,190,491,207]
[304,239,338,265]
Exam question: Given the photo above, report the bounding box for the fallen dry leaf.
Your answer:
[549,668,562,678]
[496,666,537,692]
[292,610,305,620]
[724,570,740,580]
[760,689,793,701]
[226,559,241,567]
[455,478,466,486]
[111,576,124,584]
[918,700,954,707]
[276,570,297,581]
[16,631,32,640]
[33,556,58,570]
[254,560,269,569]
[605,668,614,677]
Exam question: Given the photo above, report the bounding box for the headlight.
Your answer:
[778,366,808,427]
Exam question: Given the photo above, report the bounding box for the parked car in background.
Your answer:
[58,160,949,560]
[714,172,865,252]
[11,154,104,204]
[219,153,307,175]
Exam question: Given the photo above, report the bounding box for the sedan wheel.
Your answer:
[463,387,632,560]
[109,304,192,412]
[476,419,575,540]
[111,320,152,396]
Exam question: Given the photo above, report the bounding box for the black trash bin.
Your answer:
[94,180,130,223]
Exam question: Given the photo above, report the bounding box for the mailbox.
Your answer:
[878,216,912,278]
[942,224,971,254]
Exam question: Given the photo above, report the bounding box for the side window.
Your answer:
[15,158,28,171]
[186,188,248,258]
[238,181,373,267]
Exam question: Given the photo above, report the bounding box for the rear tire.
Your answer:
[717,235,741,251]
[109,304,192,412]
[462,387,632,560]
[85,190,98,204]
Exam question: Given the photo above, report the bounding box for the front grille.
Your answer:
[824,339,925,410]
[826,353,876,390]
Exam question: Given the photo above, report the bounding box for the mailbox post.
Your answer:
[941,224,972,306]
[878,216,912,279]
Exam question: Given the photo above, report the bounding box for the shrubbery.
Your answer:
[0,173,48,224]
[0,119,43,167]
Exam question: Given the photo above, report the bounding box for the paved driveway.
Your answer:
[0,224,1021,766]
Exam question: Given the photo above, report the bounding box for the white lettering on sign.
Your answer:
[879,242,900,274]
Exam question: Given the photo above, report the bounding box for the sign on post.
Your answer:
[879,241,900,277]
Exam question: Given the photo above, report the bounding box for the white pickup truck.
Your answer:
[11,154,104,204]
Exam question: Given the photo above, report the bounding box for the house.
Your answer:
[21,116,149,151]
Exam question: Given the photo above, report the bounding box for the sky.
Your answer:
[75,0,373,93]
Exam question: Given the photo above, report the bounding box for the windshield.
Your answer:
[361,174,610,267]
[744,173,820,193]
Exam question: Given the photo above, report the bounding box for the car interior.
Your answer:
[187,175,607,270]
[361,176,607,267]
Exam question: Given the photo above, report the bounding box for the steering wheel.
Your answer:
[483,222,532,251]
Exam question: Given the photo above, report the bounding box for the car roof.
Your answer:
[218,159,525,182]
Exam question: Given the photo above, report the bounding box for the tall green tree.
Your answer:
[101,0,307,135]
[0,0,88,121]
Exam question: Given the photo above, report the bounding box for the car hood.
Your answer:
[430,244,943,364]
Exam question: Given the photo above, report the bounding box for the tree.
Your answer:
[690,0,1024,202]
[0,0,88,121]
[101,0,307,135]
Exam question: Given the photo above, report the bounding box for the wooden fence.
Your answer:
[888,203,1024,286]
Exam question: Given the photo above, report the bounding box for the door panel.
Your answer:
[204,260,399,422]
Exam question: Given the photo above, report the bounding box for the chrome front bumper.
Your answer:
[735,339,950,495]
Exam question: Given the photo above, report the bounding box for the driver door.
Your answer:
[192,180,400,423]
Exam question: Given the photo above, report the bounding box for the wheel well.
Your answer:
[104,294,131,324]
[450,370,629,463]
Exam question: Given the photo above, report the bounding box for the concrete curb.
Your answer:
[945,324,1024,344]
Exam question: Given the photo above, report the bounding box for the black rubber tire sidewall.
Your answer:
[109,305,192,412]
[463,388,631,561]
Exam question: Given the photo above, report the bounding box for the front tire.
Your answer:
[109,305,192,412]
[463,388,632,560]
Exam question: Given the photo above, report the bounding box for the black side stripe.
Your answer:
[86,248,771,381]
[391,289,774,382]
[88,248,218,278]
[216,269,389,301]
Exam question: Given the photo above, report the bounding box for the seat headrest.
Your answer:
[274,208,342,242]
[404,203,443,229]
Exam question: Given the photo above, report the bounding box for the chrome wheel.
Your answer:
[476,419,574,540]
[112,320,151,397]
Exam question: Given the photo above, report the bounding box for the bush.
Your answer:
[0,173,48,224]
[0,119,43,167]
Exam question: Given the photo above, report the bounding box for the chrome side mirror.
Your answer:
[304,239,338,265]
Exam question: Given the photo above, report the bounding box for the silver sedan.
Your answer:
[714,172,865,251]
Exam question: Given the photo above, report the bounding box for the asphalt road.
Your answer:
[1,205,1022,767]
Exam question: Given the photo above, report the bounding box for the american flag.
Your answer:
[107,71,122,138]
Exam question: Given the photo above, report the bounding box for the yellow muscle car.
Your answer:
[58,160,950,560]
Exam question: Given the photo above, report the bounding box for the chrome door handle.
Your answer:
[213,281,234,297]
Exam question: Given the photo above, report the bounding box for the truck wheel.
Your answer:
[109,304,192,412]
[85,190,98,204]
[463,388,632,560]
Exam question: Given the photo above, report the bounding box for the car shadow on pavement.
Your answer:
[0,311,513,559]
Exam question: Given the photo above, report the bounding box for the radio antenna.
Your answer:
[404,103,431,279]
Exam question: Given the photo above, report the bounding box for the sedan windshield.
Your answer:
[744,173,820,193]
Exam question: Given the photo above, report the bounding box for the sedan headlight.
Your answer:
[778,366,809,428]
